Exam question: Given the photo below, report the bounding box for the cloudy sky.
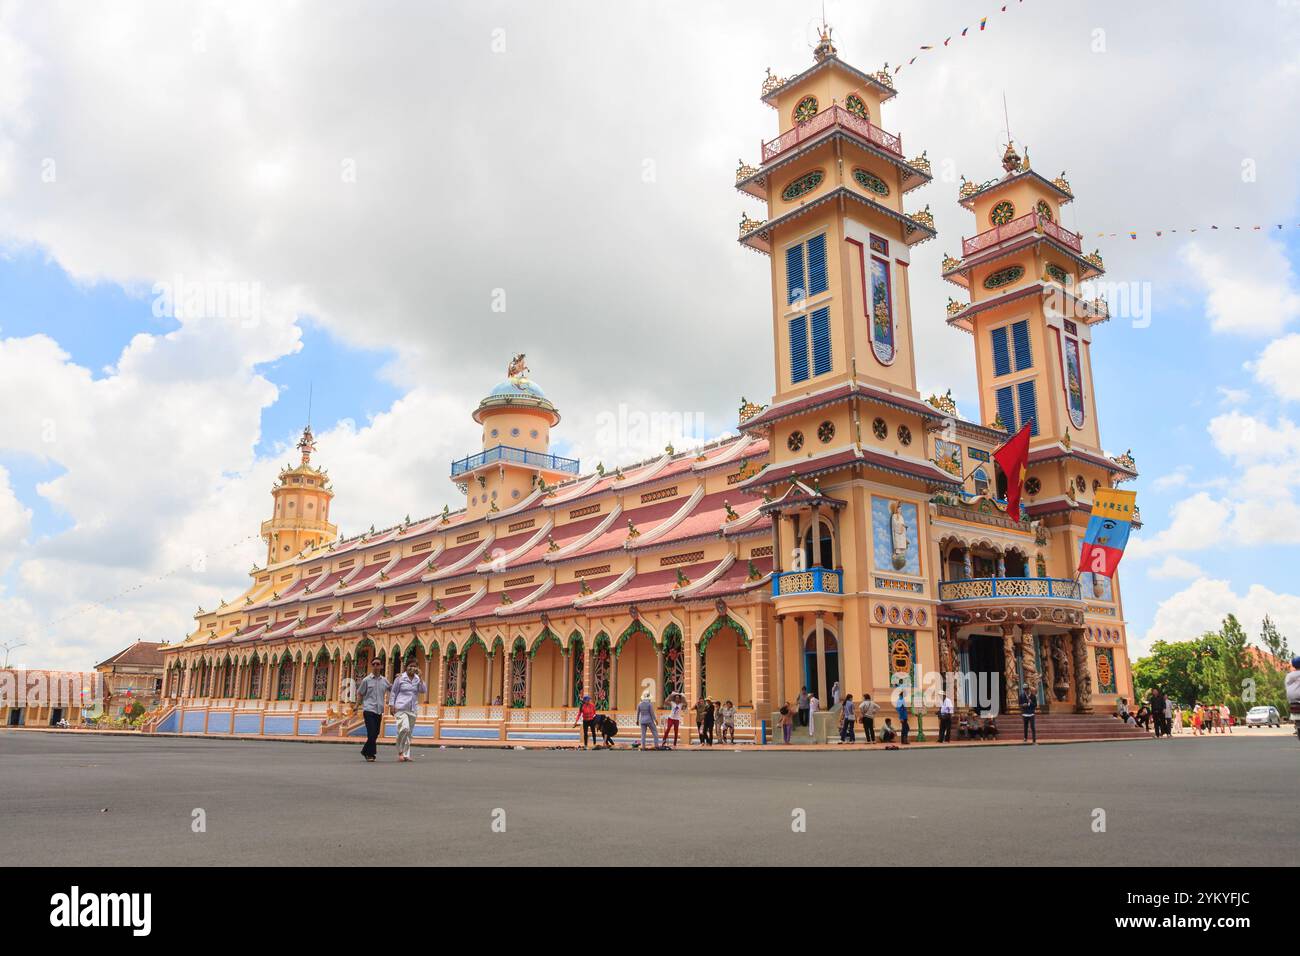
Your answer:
[1,0,1299,670]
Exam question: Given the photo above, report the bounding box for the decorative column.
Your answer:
[1071,628,1093,714]
[583,637,595,705]
[500,648,510,707]
[751,606,772,721]
[524,653,533,708]
[562,647,571,708]
[436,649,448,708]
[1021,629,1039,704]
[1002,625,1020,714]
[814,611,828,705]
[774,614,788,709]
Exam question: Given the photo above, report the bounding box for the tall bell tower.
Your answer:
[736,24,937,469]
[261,425,338,565]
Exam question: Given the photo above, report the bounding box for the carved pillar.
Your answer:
[752,607,771,718]
[1021,628,1039,701]
[775,614,788,708]
[583,638,594,705]
[562,648,571,708]
[436,649,448,708]
[1071,628,1093,714]
[1002,625,1020,714]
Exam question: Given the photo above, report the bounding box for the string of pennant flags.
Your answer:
[891,0,1026,77]
[1094,224,1298,240]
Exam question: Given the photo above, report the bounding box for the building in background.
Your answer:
[2,669,102,726]
[95,641,165,717]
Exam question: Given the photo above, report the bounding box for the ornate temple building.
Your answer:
[151,28,1139,743]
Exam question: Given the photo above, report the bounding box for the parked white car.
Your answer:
[1244,705,1281,727]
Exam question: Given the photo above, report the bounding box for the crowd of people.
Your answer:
[1122,688,1239,738]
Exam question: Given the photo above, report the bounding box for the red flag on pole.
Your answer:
[992,423,1032,521]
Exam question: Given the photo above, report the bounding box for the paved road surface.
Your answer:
[2,732,1295,866]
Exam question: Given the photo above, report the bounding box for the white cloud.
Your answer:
[1147,556,1205,580]
[1182,242,1300,336]
[1136,578,1300,656]
[1216,387,1249,406]
[1252,333,1300,402]
[1127,492,1231,557]
[1151,466,1190,491]
[0,464,32,574]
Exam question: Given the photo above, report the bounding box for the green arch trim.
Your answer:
[567,629,584,653]
[615,620,656,657]
[698,613,751,654]
[462,634,487,655]
[529,627,562,658]
[594,631,611,651]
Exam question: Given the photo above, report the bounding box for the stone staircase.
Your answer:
[993,712,1151,741]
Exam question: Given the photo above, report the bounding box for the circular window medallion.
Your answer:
[490,428,499,438]
[1025,477,1041,496]
[787,430,805,452]
[511,489,520,499]
[817,420,835,443]
[845,93,868,120]
[531,429,539,439]
[781,169,824,202]
[1092,479,1101,493]
[852,167,890,197]
[902,607,914,625]
[1075,475,1087,493]
[990,200,1016,226]
[887,605,901,624]
[983,265,1025,290]
[916,608,928,626]
[1036,199,1054,222]
[872,417,888,440]
[873,604,887,624]
[897,424,912,446]
[793,95,819,124]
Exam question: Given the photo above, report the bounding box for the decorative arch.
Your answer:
[698,613,751,654]
[529,627,562,658]
[490,635,504,654]
[463,633,487,655]
[402,634,426,657]
[615,620,656,657]
[508,637,528,708]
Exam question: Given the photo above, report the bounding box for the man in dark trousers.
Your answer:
[354,657,391,763]
[1018,686,1037,744]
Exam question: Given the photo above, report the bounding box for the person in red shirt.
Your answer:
[574,695,598,750]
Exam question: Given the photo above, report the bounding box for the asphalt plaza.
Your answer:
[2,731,1296,866]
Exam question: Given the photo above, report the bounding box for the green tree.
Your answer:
[1257,616,1292,713]
[1133,640,1210,707]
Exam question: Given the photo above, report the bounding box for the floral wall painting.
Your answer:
[872,496,920,575]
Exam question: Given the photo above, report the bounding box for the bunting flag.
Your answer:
[992,423,1032,522]
[1077,489,1138,578]
[1093,224,1293,240]
[889,0,1025,77]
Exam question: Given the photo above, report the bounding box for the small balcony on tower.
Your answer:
[450,444,581,480]
[936,536,1084,630]
[761,103,903,163]
[961,210,1082,258]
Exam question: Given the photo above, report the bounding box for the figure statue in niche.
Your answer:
[890,501,909,570]
[996,554,1007,578]
[962,549,974,580]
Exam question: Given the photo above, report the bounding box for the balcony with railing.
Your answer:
[938,576,1081,604]
[960,211,1082,258]
[760,104,902,164]
[772,567,843,598]
[450,444,581,479]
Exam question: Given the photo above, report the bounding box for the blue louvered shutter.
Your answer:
[789,314,809,383]
[806,233,828,296]
[995,386,1016,435]
[1017,380,1039,436]
[810,306,831,376]
[991,326,1010,377]
[1011,320,1032,371]
[786,244,806,305]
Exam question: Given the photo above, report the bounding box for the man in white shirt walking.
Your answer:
[389,658,427,762]
[938,693,954,743]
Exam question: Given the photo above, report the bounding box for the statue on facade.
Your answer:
[890,501,909,570]
[1051,636,1071,702]
[1073,638,1092,711]
[507,353,529,382]
[1021,640,1039,696]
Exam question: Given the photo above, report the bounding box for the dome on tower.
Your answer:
[472,353,560,425]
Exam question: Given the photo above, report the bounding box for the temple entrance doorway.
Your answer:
[964,633,1006,714]
[802,631,839,700]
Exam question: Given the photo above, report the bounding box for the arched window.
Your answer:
[248,658,263,698]
[312,653,330,701]
[276,658,295,700]
[972,467,990,497]
[801,518,834,568]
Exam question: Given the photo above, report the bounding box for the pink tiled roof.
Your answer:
[507,512,608,568]
[583,560,720,609]
[689,555,773,599]
[580,496,694,557]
